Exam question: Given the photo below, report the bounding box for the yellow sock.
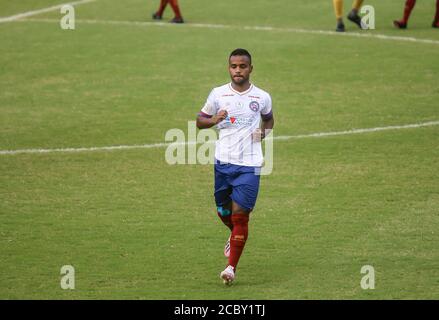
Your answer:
[333,0,343,19]
[352,0,364,11]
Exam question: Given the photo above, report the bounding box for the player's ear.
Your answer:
[250,64,253,73]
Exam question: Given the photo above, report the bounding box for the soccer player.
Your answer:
[196,49,274,285]
[152,0,184,23]
[393,0,439,29]
[332,0,365,32]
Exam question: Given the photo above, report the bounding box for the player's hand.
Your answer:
[252,128,265,142]
[212,110,228,124]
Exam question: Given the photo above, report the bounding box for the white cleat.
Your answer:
[224,236,231,258]
[220,265,235,285]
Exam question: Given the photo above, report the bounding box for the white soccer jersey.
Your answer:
[199,83,273,167]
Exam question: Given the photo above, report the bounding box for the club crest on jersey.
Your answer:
[249,101,260,112]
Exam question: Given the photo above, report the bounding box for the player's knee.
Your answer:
[231,214,249,226]
[231,213,250,233]
[217,206,231,217]
[232,202,252,215]
[231,214,249,243]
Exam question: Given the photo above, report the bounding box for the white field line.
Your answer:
[1,121,438,156]
[0,0,96,23]
[274,120,439,140]
[18,17,439,45]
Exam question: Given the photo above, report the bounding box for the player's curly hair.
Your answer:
[229,48,252,64]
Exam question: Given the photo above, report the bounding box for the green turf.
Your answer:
[0,0,438,299]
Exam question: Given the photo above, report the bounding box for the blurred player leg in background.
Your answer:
[152,0,184,23]
[333,0,364,32]
[433,0,439,28]
[169,0,184,23]
[333,0,345,32]
[152,0,168,20]
[393,0,416,29]
[347,0,365,28]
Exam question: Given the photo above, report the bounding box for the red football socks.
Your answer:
[169,0,183,19]
[156,0,169,16]
[435,0,439,23]
[402,0,416,24]
[217,211,233,231]
[228,214,249,271]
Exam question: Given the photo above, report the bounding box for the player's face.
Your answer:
[229,55,252,86]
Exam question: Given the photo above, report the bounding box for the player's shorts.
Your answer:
[214,160,261,211]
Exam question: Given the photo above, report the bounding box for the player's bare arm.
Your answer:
[253,116,274,142]
[196,110,228,129]
[261,116,275,139]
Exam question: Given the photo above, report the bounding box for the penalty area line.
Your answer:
[1,120,438,156]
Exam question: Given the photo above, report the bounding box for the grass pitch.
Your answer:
[0,0,438,299]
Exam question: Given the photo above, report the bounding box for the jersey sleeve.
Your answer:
[260,93,273,120]
[199,89,218,118]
